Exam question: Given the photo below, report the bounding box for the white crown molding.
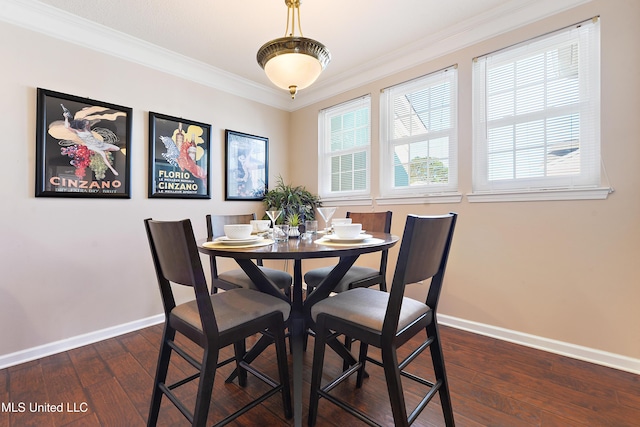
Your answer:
[0,0,293,110]
[0,0,593,111]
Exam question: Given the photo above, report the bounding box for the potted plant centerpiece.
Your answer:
[285,212,301,237]
[263,176,321,236]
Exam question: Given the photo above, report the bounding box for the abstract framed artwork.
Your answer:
[225,130,268,201]
[35,88,132,198]
[148,112,211,199]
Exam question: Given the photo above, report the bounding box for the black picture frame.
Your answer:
[148,112,211,199]
[35,88,132,198]
[225,130,268,201]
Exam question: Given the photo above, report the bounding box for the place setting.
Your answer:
[315,222,382,246]
[202,223,274,248]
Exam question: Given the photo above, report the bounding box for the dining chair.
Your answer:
[304,211,393,294]
[304,211,392,359]
[206,213,292,295]
[144,218,292,427]
[308,213,457,427]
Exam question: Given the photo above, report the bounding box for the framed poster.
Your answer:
[225,130,268,200]
[149,112,211,199]
[35,88,132,198]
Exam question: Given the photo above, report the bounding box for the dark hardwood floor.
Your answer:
[1,324,638,426]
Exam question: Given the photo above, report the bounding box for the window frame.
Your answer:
[470,18,608,202]
[317,95,372,202]
[379,66,460,203]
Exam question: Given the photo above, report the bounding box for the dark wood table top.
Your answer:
[197,232,399,260]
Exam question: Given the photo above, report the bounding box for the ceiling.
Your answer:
[8,0,590,110]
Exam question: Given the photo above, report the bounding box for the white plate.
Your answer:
[214,235,262,245]
[324,233,372,243]
[318,229,366,235]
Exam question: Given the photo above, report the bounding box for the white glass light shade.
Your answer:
[257,36,331,98]
[264,53,322,91]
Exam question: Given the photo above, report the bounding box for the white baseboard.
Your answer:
[439,314,640,375]
[2,313,638,376]
[0,314,165,370]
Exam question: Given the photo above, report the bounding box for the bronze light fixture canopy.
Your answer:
[257,0,331,99]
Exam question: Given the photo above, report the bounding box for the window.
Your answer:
[379,66,458,201]
[318,96,371,200]
[471,18,602,200]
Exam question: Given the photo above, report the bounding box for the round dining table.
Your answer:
[198,231,399,427]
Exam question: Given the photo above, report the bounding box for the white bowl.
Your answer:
[224,224,253,239]
[331,218,352,226]
[333,223,362,239]
[250,219,271,232]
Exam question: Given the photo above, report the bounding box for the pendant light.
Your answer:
[257,0,331,99]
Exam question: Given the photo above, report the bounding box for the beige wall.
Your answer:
[0,22,290,357]
[1,0,638,369]
[291,0,640,360]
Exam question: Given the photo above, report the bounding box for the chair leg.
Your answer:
[326,335,358,368]
[226,333,273,383]
[272,318,293,419]
[191,347,219,427]
[233,340,248,387]
[381,345,409,427]
[356,342,368,388]
[308,318,328,427]
[427,322,455,426]
[147,326,175,427]
[342,335,353,371]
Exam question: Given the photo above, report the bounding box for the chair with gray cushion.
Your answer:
[206,213,292,296]
[304,211,392,294]
[308,213,457,427]
[304,211,392,360]
[145,218,292,427]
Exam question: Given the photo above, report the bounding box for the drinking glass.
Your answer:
[304,220,318,240]
[316,207,337,232]
[266,210,282,229]
[273,224,289,242]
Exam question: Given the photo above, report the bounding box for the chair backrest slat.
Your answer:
[207,213,257,238]
[403,218,452,284]
[346,211,392,234]
[147,220,200,287]
[347,211,393,283]
[205,214,261,277]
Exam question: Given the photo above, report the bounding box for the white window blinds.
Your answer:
[472,18,600,194]
[380,66,458,198]
[318,95,371,199]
